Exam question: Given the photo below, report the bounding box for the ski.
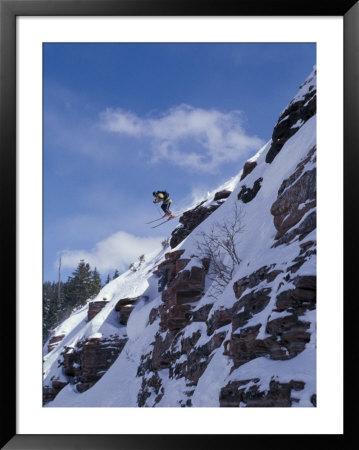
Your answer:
[151,216,176,228]
[146,216,167,224]
[146,210,184,225]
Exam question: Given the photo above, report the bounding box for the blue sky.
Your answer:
[43,43,316,282]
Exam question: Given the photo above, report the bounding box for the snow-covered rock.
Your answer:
[43,66,317,408]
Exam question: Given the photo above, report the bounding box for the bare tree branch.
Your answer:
[195,203,243,299]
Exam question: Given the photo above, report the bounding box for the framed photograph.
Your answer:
[1,0,356,448]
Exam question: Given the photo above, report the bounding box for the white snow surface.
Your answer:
[44,69,316,407]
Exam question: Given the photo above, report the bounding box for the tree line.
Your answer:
[43,259,119,342]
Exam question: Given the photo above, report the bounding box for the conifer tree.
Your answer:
[43,281,54,337]
[65,259,94,307]
[113,269,120,279]
[43,281,62,341]
[43,260,104,340]
[91,267,103,294]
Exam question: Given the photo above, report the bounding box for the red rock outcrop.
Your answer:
[170,204,219,248]
[87,299,109,321]
[137,245,316,407]
[240,160,257,181]
[226,316,311,370]
[237,177,263,203]
[43,378,68,404]
[222,273,315,372]
[136,251,221,406]
[43,334,128,403]
[47,333,66,353]
[220,378,306,407]
[115,297,138,325]
[170,189,232,249]
[75,335,127,392]
[271,147,316,246]
[213,190,232,201]
[137,327,226,407]
[233,265,282,300]
[137,372,164,407]
[158,251,206,332]
[286,239,316,274]
[275,275,316,315]
[151,331,180,371]
[155,250,188,290]
[265,70,316,164]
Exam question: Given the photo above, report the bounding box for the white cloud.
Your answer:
[59,230,164,273]
[99,104,264,172]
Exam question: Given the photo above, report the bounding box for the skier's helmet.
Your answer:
[153,191,156,196]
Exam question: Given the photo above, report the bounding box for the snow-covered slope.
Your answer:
[43,66,317,408]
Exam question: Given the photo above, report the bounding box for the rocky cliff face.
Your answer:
[170,189,232,249]
[265,67,316,164]
[43,67,317,408]
[44,334,127,402]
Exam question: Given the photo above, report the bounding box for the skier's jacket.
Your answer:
[153,191,172,205]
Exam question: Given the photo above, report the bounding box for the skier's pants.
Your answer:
[161,203,171,214]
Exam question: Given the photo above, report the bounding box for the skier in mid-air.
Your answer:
[152,190,175,219]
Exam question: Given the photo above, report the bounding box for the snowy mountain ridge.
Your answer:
[43,66,317,408]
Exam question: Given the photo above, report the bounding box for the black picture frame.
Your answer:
[1,1,357,448]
